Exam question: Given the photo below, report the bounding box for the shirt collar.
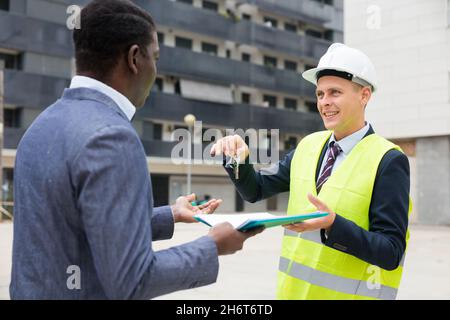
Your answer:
[69,75,136,121]
[329,122,371,155]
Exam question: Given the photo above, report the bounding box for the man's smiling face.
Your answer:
[315,75,370,140]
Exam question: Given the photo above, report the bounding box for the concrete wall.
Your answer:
[346,0,450,225]
[416,136,450,225]
[345,0,450,139]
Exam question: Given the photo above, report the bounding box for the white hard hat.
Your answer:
[302,43,378,92]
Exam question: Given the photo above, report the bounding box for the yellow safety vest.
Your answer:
[277,131,411,300]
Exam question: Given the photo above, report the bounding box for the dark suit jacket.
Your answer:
[224,126,410,271]
[11,87,219,299]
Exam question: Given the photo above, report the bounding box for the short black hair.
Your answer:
[73,0,156,79]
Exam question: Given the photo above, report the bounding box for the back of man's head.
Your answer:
[73,0,155,80]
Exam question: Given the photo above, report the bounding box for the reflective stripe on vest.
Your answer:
[277,131,411,300]
[278,256,398,300]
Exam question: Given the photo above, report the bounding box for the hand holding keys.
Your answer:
[210,134,250,181]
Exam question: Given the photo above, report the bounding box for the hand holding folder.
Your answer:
[194,212,329,231]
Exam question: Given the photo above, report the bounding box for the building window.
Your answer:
[202,0,218,12]
[306,29,323,39]
[263,55,277,68]
[0,0,9,11]
[284,60,297,71]
[201,42,218,56]
[4,108,22,128]
[284,22,297,33]
[241,93,251,104]
[284,98,297,111]
[153,123,163,141]
[157,32,164,45]
[177,0,193,4]
[242,53,251,62]
[266,132,273,152]
[175,36,193,50]
[324,30,334,41]
[0,52,22,70]
[175,80,182,95]
[154,78,163,92]
[263,95,277,108]
[305,101,317,113]
[305,64,315,72]
[226,49,231,58]
[263,17,278,28]
[2,168,14,219]
[284,136,298,151]
[242,14,251,21]
[311,0,333,4]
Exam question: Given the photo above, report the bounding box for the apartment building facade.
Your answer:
[0,0,343,216]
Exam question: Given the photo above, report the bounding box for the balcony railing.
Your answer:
[233,20,330,61]
[139,0,232,40]
[142,0,333,61]
[249,0,329,25]
[158,46,316,97]
[0,10,73,58]
[138,91,323,134]
[3,69,321,135]
[2,69,70,108]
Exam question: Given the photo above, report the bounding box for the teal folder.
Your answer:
[194,212,329,231]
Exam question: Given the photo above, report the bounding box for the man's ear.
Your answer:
[127,44,140,75]
[361,86,372,108]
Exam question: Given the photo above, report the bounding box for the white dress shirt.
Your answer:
[69,75,136,121]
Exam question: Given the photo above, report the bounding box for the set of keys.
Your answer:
[231,155,240,180]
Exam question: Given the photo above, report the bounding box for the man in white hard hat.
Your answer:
[210,43,411,300]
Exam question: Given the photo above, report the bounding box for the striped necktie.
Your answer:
[316,141,342,193]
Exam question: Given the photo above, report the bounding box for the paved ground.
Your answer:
[1,221,450,300]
